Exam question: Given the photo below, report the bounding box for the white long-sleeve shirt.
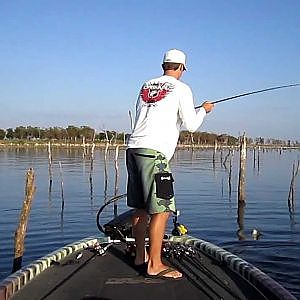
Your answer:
[128,75,207,160]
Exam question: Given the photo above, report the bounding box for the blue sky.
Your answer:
[1,0,299,140]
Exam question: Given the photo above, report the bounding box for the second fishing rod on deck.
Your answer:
[194,83,300,109]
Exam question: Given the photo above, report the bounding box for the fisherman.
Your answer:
[126,49,214,279]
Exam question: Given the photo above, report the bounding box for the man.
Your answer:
[126,49,214,279]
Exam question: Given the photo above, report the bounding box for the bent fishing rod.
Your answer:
[194,83,300,109]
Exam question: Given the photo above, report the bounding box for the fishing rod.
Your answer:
[194,83,300,109]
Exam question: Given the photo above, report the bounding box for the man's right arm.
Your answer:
[178,85,212,132]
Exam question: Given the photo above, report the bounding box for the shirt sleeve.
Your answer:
[178,84,206,132]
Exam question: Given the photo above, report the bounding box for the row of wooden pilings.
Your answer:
[12,141,120,273]
[47,141,120,211]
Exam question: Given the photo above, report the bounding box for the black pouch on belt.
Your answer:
[155,172,174,200]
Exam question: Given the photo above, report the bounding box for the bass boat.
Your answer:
[0,194,296,300]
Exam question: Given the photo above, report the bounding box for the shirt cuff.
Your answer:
[198,106,207,115]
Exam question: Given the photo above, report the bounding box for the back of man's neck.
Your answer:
[164,70,180,80]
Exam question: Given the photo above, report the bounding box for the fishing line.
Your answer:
[195,83,300,109]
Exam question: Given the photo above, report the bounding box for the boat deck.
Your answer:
[11,243,267,300]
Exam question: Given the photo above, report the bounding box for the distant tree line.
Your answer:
[179,131,238,146]
[0,126,298,146]
[0,126,125,143]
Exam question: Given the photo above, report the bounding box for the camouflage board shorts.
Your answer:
[126,148,176,215]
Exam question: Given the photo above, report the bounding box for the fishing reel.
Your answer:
[163,242,196,261]
[172,210,188,236]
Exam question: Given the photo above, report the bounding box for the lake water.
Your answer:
[0,146,299,298]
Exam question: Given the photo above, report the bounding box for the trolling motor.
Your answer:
[172,210,188,236]
[97,194,188,240]
[96,194,131,240]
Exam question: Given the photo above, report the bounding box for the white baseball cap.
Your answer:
[163,49,187,70]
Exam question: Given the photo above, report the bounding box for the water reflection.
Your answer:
[223,149,233,199]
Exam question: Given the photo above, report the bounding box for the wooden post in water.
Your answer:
[237,135,247,239]
[223,149,230,168]
[114,145,119,217]
[212,140,217,168]
[48,141,53,193]
[91,142,95,162]
[228,152,233,198]
[220,148,223,165]
[12,168,36,272]
[89,130,96,201]
[253,147,256,169]
[238,134,247,202]
[288,160,299,216]
[257,146,261,173]
[129,110,134,132]
[59,162,65,210]
[89,142,96,201]
[104,142,109,200]
[223,149,233,198]
[82,136,86,158]
[59,162,65,230]
[190,132,195,151]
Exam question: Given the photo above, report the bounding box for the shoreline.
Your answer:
[0,140,299,150]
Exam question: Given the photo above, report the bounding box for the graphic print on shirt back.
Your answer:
[141,82,174,104]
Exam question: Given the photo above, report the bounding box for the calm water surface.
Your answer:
[0,146,299,298]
